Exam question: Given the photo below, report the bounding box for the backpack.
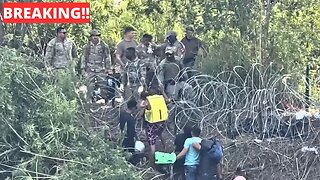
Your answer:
[126,60,139,83]
[84,41,108,69]
[145,95,168,123]
[207,139,223,163]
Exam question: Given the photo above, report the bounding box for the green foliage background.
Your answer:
[0,0,320,179]
[0,48,140,179]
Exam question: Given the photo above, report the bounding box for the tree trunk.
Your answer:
[13,0,32,51]
[0,0,8,45]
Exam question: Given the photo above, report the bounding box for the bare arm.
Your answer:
[104,44,111,69]
[116,54,124,67]
[176,147,188,160]
[192,142,201,151]
[158,60,165,83]
[72,42,77,58]
[159,84,169,102]
[115,42,125,67]
[217,163,223,179]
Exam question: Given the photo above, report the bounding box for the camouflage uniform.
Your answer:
[45,37,77,70]
[81,29,112,103]
[136,42,157,68]
[81,31,111,74]
[124,57,143,99]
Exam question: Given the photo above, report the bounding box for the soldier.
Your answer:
[124,47,142,100]
[115,26,138,92]
[136,34,157,66]
[181,26,207,77]
[158,46,187,100]
[81,29,111,75]
[81,29,112,103]
[161,30,185,62]
[45,26,77,71]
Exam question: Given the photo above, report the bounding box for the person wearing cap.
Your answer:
[161,30,185,62]
[81,29,111,103]
[181,26,207,77]
[81,29,111,74]
[45,26,77,71]
[158,46,186,100]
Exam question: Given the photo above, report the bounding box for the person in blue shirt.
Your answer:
[174,124,192,180]
[176,126,202,180]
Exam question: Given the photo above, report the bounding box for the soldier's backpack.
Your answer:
[126,59,140,83]
[84,41,108,69]
[144,94,168,123]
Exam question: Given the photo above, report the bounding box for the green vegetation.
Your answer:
[0,0,320,179]
[0,48,140,179]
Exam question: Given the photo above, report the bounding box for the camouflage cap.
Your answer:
[186,26,195,32]
[166,30,177,38]
[90,29,101,36]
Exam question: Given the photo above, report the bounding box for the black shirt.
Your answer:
[174,133,192,152]
[174,133,192,170]
[181,37,202,60]
[198,140,218,177]
[119,111,136,140]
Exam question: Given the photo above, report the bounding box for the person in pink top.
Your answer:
[234,176,246,180]
[234,167,247,180]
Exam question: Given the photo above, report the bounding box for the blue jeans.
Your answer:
[185,165,198,180]
[197,174,217,180]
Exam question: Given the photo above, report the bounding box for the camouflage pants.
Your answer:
[165,81,183,100]
[83,71,108,101]
[165,81,194,100]
[124,81,141,100]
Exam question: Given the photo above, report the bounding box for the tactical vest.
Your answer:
[145,95,168,123]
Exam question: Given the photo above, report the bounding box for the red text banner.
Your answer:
[2,2,90,24]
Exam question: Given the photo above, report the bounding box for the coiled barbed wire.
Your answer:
[85,61,320,142]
